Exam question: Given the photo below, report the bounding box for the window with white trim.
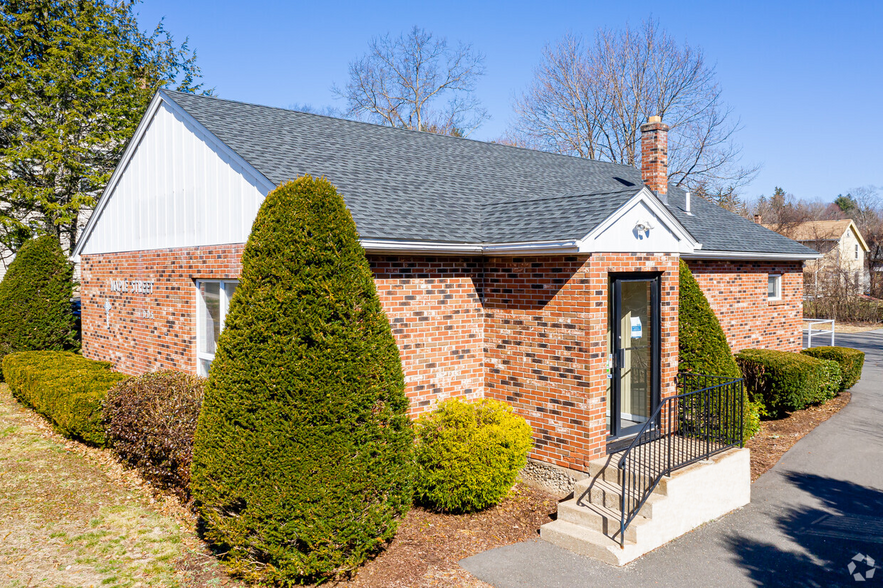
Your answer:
[197,280,238,375]
[767,274,781,301]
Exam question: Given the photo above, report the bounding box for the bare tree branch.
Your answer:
[511,19,758,192]
[333,26,487,136]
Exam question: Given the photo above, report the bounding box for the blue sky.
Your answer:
[137,0,882,204]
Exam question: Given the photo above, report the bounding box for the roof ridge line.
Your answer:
[163,90,648,173]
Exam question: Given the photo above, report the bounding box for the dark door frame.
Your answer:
[607,273,662,445]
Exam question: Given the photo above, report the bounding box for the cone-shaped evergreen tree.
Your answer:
[190,176,413,584]
[678,260,759,441]
[677,259,740,378]
[0,235,78,365]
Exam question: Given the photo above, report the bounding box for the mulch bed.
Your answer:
[745,391,851,481]
[335,484,558,588]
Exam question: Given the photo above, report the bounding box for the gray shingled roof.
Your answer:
[163,90,816,256]
[664,189,816,255]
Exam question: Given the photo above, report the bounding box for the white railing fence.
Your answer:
[803,318,835,348]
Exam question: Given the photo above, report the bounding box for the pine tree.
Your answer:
[0,0,207,257]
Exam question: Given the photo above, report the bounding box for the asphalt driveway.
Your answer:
[461,329,883,587]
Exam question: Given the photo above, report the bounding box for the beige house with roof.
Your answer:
[770,219,870,295]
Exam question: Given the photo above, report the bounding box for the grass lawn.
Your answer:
[0,384,238,588]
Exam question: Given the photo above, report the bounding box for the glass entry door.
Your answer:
[608,275,661,439]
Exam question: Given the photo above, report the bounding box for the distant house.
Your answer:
[767,219,869,295]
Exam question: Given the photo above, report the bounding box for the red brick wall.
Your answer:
[368,256,485,418]
[81,245,245,375]
[686,260,803,353]
[81,249,485,419]
[483,254,679,471]
[81,247,800,474]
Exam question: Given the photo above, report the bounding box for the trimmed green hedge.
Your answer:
[414,398,532,513]
[0,236,79,372]
[191,176,414,585]
[735,349,832,416]
[801,346,865,392]
[3,351,127,445]
[818,359,842,402]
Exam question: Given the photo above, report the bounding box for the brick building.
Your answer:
[73,91,819,480]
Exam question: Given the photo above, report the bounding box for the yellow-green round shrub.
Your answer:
[744,399,762,440]
[414,398,532,513]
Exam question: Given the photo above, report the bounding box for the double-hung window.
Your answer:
[197,280,238,376]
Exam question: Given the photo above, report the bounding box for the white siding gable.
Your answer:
[578,191,697,254]
[79,101,271,255]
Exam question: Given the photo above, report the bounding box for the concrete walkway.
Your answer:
[461,330,883,587]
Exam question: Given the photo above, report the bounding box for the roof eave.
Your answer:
[847,222,871,252]
[360,239,581,255]
[681,250,822,261]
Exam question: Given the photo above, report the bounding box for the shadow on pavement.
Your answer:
[727,472,883,587]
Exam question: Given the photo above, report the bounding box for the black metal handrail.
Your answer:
[617,372,744,546]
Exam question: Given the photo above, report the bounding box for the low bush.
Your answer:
[818,359,842,402]
[3,351,127,445]
[414,397,533,513]
[104,371,205,498]
[735,349,830,417]
[744,399,762,441]
[801,346,865,392]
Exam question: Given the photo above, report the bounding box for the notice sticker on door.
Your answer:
[630,316,642,339]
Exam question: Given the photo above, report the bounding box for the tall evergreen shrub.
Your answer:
[0,236,78,366]
[678,260,740,379]
[678,260,759,440]
[190,176,413,584]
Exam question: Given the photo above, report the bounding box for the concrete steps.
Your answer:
[540,447,751,566]
[573,477,664,518]
[540,520,645,566]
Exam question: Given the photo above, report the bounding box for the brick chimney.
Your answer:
[640,116,669,202]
